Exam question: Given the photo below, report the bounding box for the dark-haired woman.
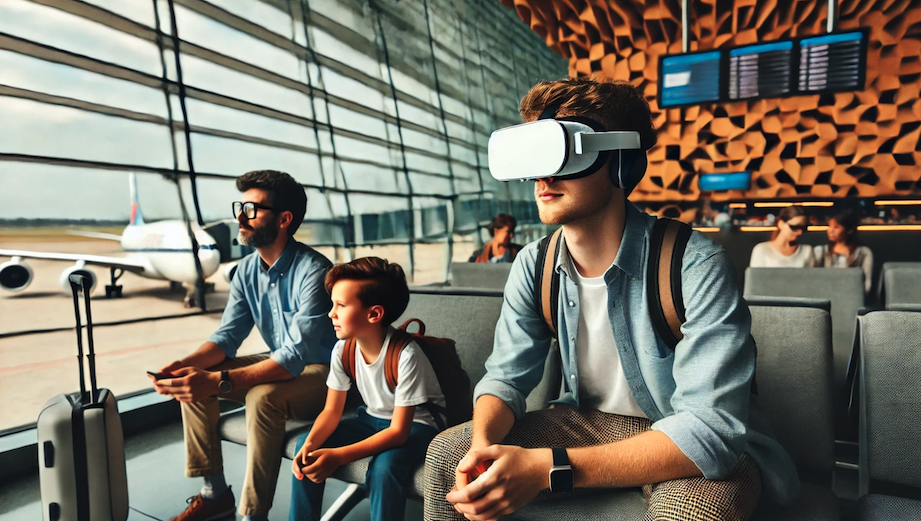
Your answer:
[469,214,522,263]
[750,206,815,268]
[814,209,874,295]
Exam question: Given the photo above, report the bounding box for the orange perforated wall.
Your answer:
[499,0,921,202]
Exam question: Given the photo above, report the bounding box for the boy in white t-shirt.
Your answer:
[289,257,445,521]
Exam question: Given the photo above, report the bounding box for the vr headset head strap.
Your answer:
[535,103,645,192]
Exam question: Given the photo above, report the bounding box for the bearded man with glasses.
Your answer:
[152,170,337,521]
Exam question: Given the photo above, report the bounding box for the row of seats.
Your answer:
[217,287,921,520]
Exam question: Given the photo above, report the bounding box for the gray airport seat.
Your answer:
[856,310,921,520]
[744,268,864,409]
[878,262,921,309]
[507,297,840,521]
[450,261,513,291]
[218,288,561,520]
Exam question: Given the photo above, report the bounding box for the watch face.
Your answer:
[549,468,573,493]
[219,380,232,393]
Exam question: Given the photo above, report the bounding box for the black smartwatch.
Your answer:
[548,447,573,493]
[218,370,232,394]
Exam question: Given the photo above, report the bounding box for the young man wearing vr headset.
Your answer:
[424,79,798,520]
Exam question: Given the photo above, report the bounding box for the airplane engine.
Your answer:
[0,256,33,292]
[222,262,238,283]
[59,262,97,294]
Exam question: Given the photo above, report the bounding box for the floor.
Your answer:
[0,420,424,521]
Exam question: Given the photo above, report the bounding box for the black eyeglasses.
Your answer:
[787,224,809,232]
[233,201,279,220]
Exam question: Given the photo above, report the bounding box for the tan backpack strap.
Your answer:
[342,339,357,383]
[658,221,685,342]
[647,218,692,349]
[385,330,414,392]
[399,318,425,336]
[539,228,563,337]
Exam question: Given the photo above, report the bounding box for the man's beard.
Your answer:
[238,218,279,248]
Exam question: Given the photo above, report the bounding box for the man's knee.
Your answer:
[425,422,472,479]
[244,384,284,416]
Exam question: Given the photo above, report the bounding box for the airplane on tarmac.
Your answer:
[0,174,234,306]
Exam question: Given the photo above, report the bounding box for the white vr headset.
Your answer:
[487,106,647,193]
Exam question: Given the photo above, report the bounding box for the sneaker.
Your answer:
[168,486,236,521]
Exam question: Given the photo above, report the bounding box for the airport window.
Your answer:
[0,0,566,433]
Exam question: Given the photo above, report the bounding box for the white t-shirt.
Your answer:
[327,329,446,430]
[749,242,815,268]
[571,260,647,418]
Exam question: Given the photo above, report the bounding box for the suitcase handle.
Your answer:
[69,274,98,404]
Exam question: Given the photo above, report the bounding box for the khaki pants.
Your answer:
[424,406,762,521]
[180,355,329,516]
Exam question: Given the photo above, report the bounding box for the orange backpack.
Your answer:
[341,318,472,430]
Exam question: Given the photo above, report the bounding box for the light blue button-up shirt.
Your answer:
[474,203,800,504]
[209,239,337,377]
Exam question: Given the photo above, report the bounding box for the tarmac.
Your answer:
[0,232,468,432]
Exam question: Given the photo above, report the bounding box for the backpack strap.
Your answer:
[535,228,563,338]
[647,218,693,350]
[384,329,414,392]
[342,338,358,383]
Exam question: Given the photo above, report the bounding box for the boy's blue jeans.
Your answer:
[289,407,439,521]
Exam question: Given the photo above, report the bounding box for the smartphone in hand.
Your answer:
[147,371,172,380]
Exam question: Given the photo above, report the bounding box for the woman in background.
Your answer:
[469,213,522,263]
[750,206,814,268]
[814,209,873,295]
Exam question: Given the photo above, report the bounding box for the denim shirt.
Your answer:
[209,239,337,377]
[474,203,800,504]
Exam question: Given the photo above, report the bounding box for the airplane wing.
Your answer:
[66,229,124,241]
[0,249,147,273]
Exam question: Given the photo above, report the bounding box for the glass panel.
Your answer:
[179,53,314,119]
[185,98,318,149]
[0,97,174,168]
[208,0,294,38]
[173,4,302,82]
[0,50,168,118]
[188,133,324,186]
[0,0,162,75]
[82,0,156,27]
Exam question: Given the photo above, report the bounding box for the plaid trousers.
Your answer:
[423,406,762,521]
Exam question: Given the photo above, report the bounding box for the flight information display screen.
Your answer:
[728,41,793,100]
[799,31,866,93]
[659,51,722,107]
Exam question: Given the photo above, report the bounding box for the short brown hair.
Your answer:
[325,257,409,325]
[519,78,657,151]
[488,213,517,236]
[236,170,307,236]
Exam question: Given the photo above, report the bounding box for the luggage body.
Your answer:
[36,274,129,521]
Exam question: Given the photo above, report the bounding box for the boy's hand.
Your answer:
[292,442,319,480]
[303,448,343,483]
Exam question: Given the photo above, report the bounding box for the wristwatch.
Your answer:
[548,447,574,493]
[218,370,233,394]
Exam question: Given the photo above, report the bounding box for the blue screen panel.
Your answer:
[660,51,722,107]
[698,172,751,191]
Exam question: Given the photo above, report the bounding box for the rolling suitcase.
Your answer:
[36,274,129,521]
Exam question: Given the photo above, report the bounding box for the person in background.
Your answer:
[469,213,523,263]
[814,209,873,295]
[749,206,814,268]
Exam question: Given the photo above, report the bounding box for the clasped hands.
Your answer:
[446,444,552,521]
[292,444,344,483]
